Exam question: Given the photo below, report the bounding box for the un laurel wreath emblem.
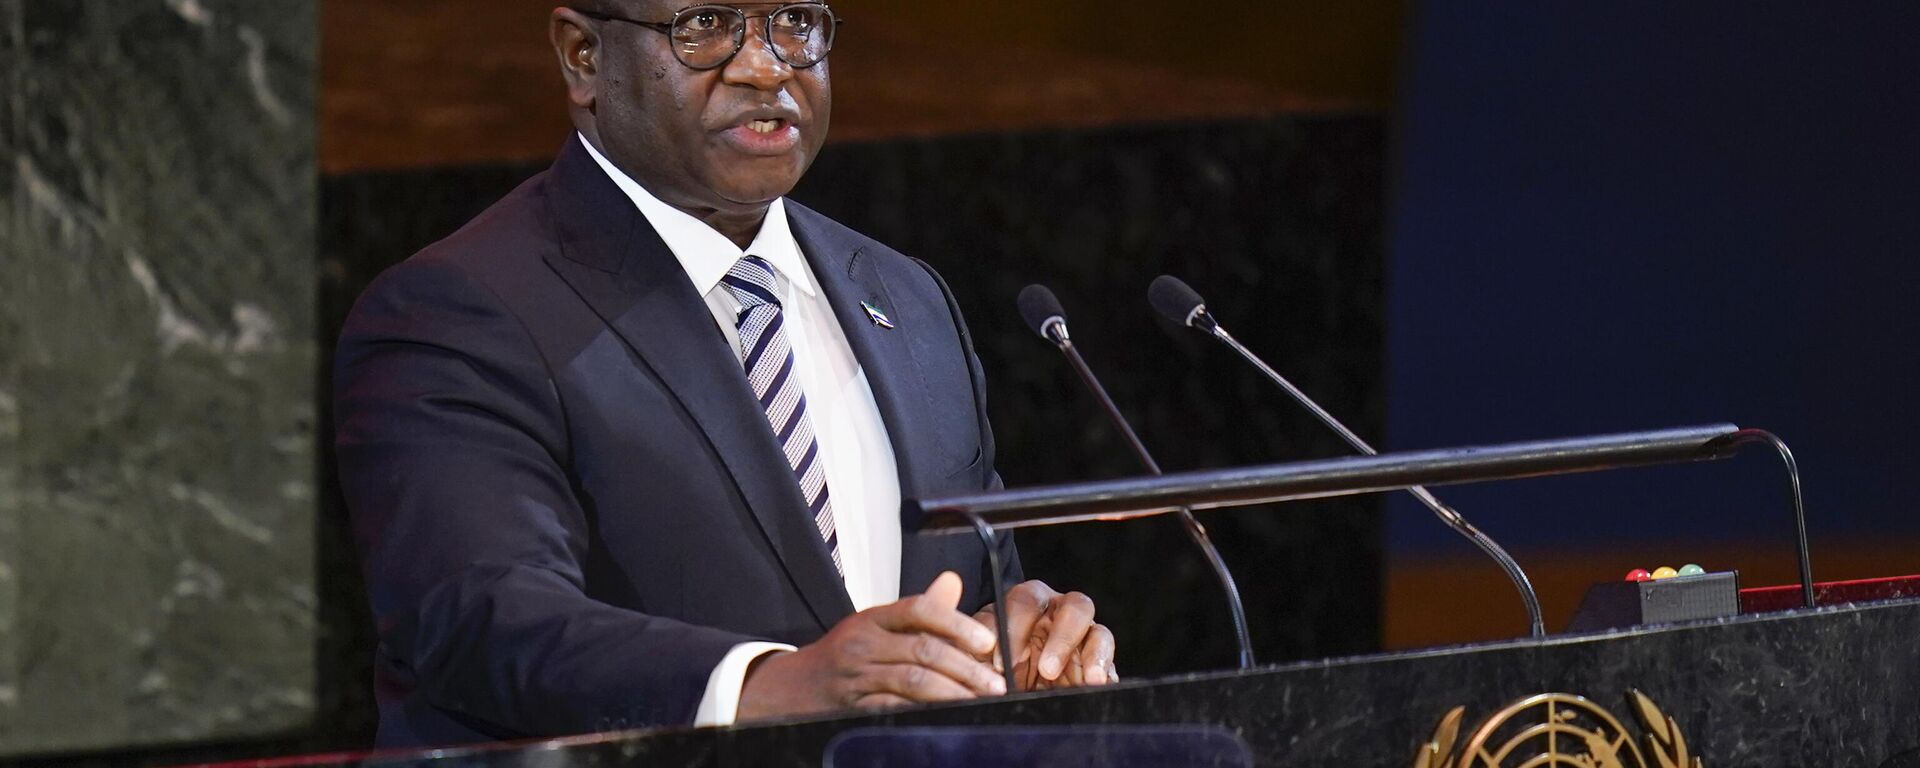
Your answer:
[1412,690,1703,768]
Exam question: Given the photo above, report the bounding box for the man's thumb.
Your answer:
[923,570,964,611]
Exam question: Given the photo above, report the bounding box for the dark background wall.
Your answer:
[1383,1,1920,645]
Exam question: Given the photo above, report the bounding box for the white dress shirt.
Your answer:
[582,136,903,726]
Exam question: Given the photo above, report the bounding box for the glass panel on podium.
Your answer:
[822,726,1252,768]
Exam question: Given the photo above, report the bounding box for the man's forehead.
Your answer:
[588,0,660,15]
[602,0,699,15]
[608,0,825,11]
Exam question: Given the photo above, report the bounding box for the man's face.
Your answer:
[589,1,833,215]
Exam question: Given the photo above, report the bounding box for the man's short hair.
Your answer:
[573,0,622,16]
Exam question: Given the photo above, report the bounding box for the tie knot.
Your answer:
[721,256,781,310]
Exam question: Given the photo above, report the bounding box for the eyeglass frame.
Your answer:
[572,3,843,72]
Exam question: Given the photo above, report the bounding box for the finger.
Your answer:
[865,662,980,703]
[969,605,1003,669]
[1017,620,1055,691]
[1081,624,1116,685]
[1061,648,1087,687]
[923,570,963,612]
[875,573,997,657]
[853,692,914,710]
[1014,655,1038,692]
[1036,592,1096,681]
[871,632,1006,696]
[996,581,1058,666]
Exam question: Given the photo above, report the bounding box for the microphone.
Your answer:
[1016,285,1256,670]
[1017,284,1071,345]
[1149,275,1548,639]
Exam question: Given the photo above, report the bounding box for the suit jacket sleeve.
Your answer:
[334,257,756,737]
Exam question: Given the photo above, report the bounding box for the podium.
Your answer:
[283,427,1918,766]
[295,600,1920,766]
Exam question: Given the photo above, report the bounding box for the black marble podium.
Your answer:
[312,599,1920,767]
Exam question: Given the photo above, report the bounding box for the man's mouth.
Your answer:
[722,117,803,156]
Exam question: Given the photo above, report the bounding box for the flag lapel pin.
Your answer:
[860,300,895,329]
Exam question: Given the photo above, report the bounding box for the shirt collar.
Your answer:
[580,132,815,299]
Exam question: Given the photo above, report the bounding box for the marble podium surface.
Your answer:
[0,0,317,756]
[292,599,1920,767]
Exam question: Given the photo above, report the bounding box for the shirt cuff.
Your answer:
[694,641,797,727]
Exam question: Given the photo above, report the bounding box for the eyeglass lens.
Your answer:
[672,5,835,69]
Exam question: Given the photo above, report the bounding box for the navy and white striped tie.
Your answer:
[720,256,842,574]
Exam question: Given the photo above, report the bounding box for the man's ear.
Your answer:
[550,8,600,110]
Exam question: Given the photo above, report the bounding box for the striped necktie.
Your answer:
[720,256,842,574]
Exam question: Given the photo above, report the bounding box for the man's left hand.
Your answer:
[973,581,1117,691]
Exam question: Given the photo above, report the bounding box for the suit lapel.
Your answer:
[538,137,855,630]
[785,205,937,500]
[788,204,988,602]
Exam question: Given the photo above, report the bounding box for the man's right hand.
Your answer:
[737,571,1006,720]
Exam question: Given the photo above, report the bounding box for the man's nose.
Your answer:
[721,18,794,90]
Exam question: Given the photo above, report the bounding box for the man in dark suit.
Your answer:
[334,0,1115,746]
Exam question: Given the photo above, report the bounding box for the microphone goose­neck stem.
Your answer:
[1028,296,1258,670]
[1201,315,1547,639]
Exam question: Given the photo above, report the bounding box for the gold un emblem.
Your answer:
[1412,690,1703,768]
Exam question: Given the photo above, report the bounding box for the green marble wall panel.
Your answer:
[0,0,316,756]
[2,0,30,747]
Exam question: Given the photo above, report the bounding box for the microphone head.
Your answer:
[1148,275,1210,329]
[1016,284,1069,343]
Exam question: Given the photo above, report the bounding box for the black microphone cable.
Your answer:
[1017,284,1257,669]
[1149,275,1547,639]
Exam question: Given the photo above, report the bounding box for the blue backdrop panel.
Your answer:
[1386,2,1920,553]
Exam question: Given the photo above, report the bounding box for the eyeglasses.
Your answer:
[575,3,841,71]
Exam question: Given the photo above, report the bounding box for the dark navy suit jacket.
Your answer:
[333,136,1017,747]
